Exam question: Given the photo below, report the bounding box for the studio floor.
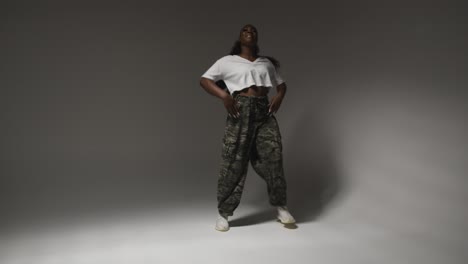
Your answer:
[1,198,465,264]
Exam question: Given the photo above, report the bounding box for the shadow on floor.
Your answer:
[229,208,274,227]
[247,105,348,224]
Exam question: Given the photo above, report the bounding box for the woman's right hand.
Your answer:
[222,94,240,118]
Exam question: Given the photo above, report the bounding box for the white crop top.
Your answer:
[201,55,285,94]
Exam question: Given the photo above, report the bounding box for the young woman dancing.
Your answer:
[200,24,296,232]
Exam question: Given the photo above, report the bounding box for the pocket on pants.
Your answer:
[222,137,237,160]
[257,99,269,109]
[271,115,283,143]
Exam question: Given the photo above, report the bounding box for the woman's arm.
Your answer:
[276,82,287,98]
[269,82,287,114]
[199,77,230,101]
[199,77,240,118]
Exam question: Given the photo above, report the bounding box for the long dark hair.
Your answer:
[216,40,281,92]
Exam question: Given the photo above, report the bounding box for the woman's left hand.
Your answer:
[268,94,284,114]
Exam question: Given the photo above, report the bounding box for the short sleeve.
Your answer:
[201,59,223,82]
[274,68,285,86]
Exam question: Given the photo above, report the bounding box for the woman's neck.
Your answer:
[239,45,256,59]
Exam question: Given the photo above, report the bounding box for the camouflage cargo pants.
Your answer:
[217,93,287,217]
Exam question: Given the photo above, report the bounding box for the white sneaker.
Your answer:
[277,206,296,224]
[215,214,229,232]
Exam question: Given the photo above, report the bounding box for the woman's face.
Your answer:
[239,24,258,46]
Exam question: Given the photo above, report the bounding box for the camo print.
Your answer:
[217,93,287,217]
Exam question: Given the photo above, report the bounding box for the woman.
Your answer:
[199,24,296,232]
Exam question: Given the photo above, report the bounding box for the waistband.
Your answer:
[233,92,272,117]
[233,93,268,101]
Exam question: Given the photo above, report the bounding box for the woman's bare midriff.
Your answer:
[238,85,269,97]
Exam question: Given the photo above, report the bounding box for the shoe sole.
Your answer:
[215,226,229,232]
[277,217,296,224]
[276,219,297,229]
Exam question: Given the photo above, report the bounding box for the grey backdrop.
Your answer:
[1,1,467,263]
